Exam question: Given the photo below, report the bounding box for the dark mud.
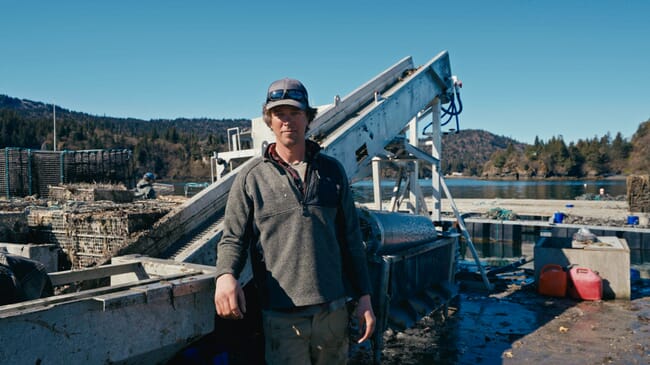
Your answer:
[351,277,650,365]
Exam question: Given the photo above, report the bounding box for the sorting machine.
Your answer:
[210,51,463,363]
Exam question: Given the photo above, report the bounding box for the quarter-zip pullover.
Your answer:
[215,140,372,310]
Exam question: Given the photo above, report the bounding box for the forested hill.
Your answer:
[1,94,648,179]
[0,94,249,179]
[450,122,650,178]
[441,129,526,177]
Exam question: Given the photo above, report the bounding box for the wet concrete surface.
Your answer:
[207,271,650,365]
[351,274,650,365]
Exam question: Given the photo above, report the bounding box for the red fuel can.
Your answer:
[568,266,602,301]
[538,264,567,297]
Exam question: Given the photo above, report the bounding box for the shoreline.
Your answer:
[361,197,642,226]
[438,198,641,225]
[442,174,630,181]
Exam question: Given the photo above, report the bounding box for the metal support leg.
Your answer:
[440,178,493,291]
[373,257,391,365]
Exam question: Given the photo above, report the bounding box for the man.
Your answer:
[135,172,156,199]
[214,78,375,364]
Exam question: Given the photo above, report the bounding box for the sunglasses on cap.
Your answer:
[267,89,307,102]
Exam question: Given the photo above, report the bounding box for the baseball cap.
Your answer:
[264,78,310,110]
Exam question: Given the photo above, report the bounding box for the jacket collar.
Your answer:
[264,139,321,165]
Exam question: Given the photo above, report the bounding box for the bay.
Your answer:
[351,178,628,202]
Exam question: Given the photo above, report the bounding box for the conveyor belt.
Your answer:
[142,52,454,266]
[160,209,225,260]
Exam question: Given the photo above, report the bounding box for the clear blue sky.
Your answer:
[2,0,648,144]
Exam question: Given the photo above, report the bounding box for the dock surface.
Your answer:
[441,198,634,223]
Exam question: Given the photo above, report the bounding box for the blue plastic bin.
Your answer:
[627,215,639,225]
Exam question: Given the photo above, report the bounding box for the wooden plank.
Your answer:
[48,262,148,286]
[0,272,197,316]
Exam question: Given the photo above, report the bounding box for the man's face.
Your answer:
[269,105,308,148]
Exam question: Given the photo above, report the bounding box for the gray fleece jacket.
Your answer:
[215,140,372,310]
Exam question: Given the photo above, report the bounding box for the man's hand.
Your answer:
[355,294,376,343]
[214,273,246,320]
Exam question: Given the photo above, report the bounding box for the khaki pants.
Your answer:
[262,305,349,365]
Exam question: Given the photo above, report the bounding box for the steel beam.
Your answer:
[319,51,452,180]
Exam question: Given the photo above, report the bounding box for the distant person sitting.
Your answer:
[135,172,157,199]
[596,187,610,200]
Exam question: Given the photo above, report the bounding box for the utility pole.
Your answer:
[53,104,57,151]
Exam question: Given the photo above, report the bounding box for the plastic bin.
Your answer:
[627,215,639,225]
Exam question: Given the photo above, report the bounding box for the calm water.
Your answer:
[177,177,628,200]
[351,178,627,202]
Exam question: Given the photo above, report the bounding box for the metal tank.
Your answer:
[358,208,440,255]
[357,207,459,364]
